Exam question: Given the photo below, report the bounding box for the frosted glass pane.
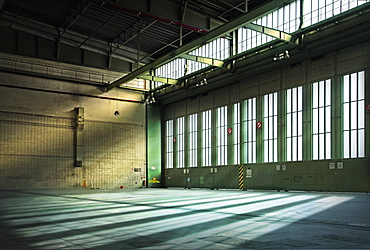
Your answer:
[269,118,273,138]
[319,134,325,159]
[264,141,269,162]
[264,95,269,117]
[298,136,302,161]
[326,133,331,159]
[264,117,269,138]
[319,81,325,107]
[326,107,331,133]
[313,82,319,108]
[313,108,319,134]
[358,100,365,129]
[292,112,297,136]
[326,80,331,105]
[298,111,303,135]
[287,137,292,161]
[343,75,350,103]
[292,88,297,112]
[358,71,365,99]
[274,93,278,115]
[313,134,318,160]
[343,103,349,130]
[298,87,303,111]
[287,113,292,137]
[319,107,325,133]
[351,130,357,158]
[274,117,278,139]
[274,139,278,162]
[252,98,256,119]
[358,129,365,158]
[292,137,297,161]
[344,131,349,158]
[351,102,358,130]
[350,73,357,101]
[252,142,256,163]
[287,89,291,113]
[268,94,275,116]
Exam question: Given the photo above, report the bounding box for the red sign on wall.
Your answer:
[366,103,370,112]
[256,122,262,129]
[227,128,233,134]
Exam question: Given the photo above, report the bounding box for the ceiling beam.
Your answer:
[180,54,228,68]
[97,0,223,32]
[105,0,292,92]
[59,0,91,36]
[245,23,298,45]
[79,11,120,48]
[110,17,157,52]
[139,75,178,85]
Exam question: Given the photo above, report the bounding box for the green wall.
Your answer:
[146,105,162,188]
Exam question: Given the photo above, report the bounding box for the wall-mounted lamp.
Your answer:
[273,50,290,61]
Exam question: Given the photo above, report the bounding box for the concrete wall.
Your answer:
[164,41,370,192]
[0,68,146,189]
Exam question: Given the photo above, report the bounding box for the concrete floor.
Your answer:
[0,188,369,249]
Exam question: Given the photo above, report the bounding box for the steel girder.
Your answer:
[105,0,292,92]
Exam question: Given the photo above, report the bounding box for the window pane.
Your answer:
[326,133,331,159]
[350,73,358,101]
[358,129,365,158]
[351,130,357,158]
[351,102,357,130]
[343,75,350,103]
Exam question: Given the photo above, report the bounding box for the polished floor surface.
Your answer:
[0,188,369,249]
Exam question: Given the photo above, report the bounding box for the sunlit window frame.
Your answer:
[202,110,212,167]
[286,86,303,162]
[343,71,365,159]
[264,93,278,163]
[188,113,198,167]
[217,106,228,166]
[243,97,257,164]
[312,79,332,160]
[233,103,241,165]
[165,119,174,169]
[176,117,185,168]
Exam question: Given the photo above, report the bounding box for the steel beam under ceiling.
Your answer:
[245,23,298,45]
[180,54,229,68]
[110,18,158,53]
[105,0,292,92]
[59,0,91,36]
[79,11,120,48]
[139,75,178,85]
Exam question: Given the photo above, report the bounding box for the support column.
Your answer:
[146,104,162,187]
[74,107,84,167]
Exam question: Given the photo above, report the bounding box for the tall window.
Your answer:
[312,79,331,160]
[233,103,241,164]
[217,106,228,165]
[165,120,174,168]
[189,114,198,167]
[343,71,365,158]
[303,0,370,27]
[264,93,278,163]
[202,110,212,166]
[243,98,257,163]
[287,86,303,161]
[177,117,185,168]
[237,1,300,53]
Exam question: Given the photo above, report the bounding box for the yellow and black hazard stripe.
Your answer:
[238,164,244,190]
